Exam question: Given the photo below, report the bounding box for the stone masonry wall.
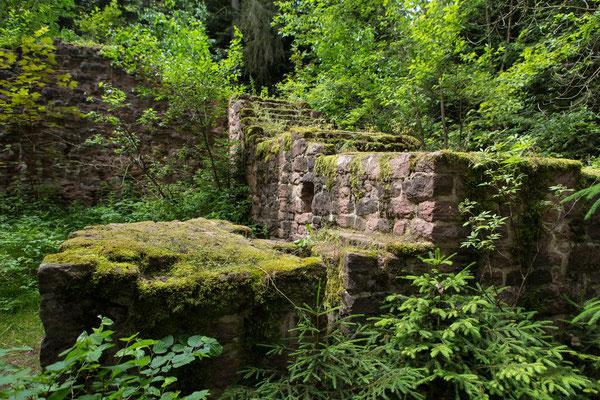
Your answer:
[37,96,600,394]
[0,41,218,204]
[230,97,600,318]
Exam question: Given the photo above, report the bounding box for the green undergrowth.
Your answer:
[0,185,253,313]
[0,308,44,373]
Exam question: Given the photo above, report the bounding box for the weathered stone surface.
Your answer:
[291,139,307,158]
[410,219,435,240]
[390,153,411,178]
[39,218,326,391]
[393,220,407,235]
[402,173,432,201]
[356,198,379,216]
[231,95,600,327]
[390,197,416,218]
[342,252,380,293]
[418,201,458,222]
[568,243,600,271]
[313,192,332,214]
[1,43,211,204]
[337,198,354,214]
[292,157,307,172]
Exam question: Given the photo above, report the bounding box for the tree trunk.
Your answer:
[202,129,222,190]
[438,74,449,149]
[232,0,241,35]
[414,106,425,150]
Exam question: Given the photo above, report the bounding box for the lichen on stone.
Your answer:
[377,155,392,187]
[349,155,366,201]
[314,155,339,191]
[384,242,435,257]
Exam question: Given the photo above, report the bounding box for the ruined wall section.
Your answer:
[230,97,600,317]
[0,41,216,204]
[229,96,420,239]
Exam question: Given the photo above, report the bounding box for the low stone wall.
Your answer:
[38,218,325,390]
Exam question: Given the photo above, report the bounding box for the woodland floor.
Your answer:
[0,308,44,373]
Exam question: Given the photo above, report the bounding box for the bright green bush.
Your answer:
[0,0,75,47]
[0,316,221,399]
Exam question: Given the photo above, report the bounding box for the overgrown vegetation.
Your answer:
[275,0,600,158]
[0,188,252,313]
[0,316,221,399]
[2,0,600,398]
[225,251,597,399]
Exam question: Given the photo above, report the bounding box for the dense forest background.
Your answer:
[2,0,599,158]
[1,1,600,398]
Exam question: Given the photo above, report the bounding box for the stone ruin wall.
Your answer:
[230,96,600,318]
[0,42,220,204]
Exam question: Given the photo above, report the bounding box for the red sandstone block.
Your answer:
[393,220,407,235]
[390,154,411,179]
[410,219,435,240]
[336,215,354,228]
[338,187,350,198]
[306,143,325,156]
[418,200,458,222]
[390,197,415,218]
[338,199,354,214]
[291,139,307,157]
[337,155,354,173]
[367,217,390,233]
[296,213,313,225]
[402,173,454,201]
[292,157,307,172]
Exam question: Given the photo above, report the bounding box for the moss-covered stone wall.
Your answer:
[0,42,216,204]
[38,218,326,391]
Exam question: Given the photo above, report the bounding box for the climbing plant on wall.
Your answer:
[0,27,81,195]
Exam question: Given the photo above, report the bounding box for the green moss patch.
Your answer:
[44,218,326,319]
[290,127,420,152]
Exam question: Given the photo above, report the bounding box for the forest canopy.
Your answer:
[276,0,600,158]
[1,0,598,159]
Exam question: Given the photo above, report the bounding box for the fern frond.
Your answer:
[561,183,600,219]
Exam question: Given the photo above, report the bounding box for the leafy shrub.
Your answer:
[222,286,423,399]
[228,250,595,399]
[76,0,123,41]
[0,316,221,399]
[373,250,592,399]
[0,0,75,48]
[571,299,600,385]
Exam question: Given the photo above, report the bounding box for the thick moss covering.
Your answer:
[290,127,420,152]
[44,218,325,324]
